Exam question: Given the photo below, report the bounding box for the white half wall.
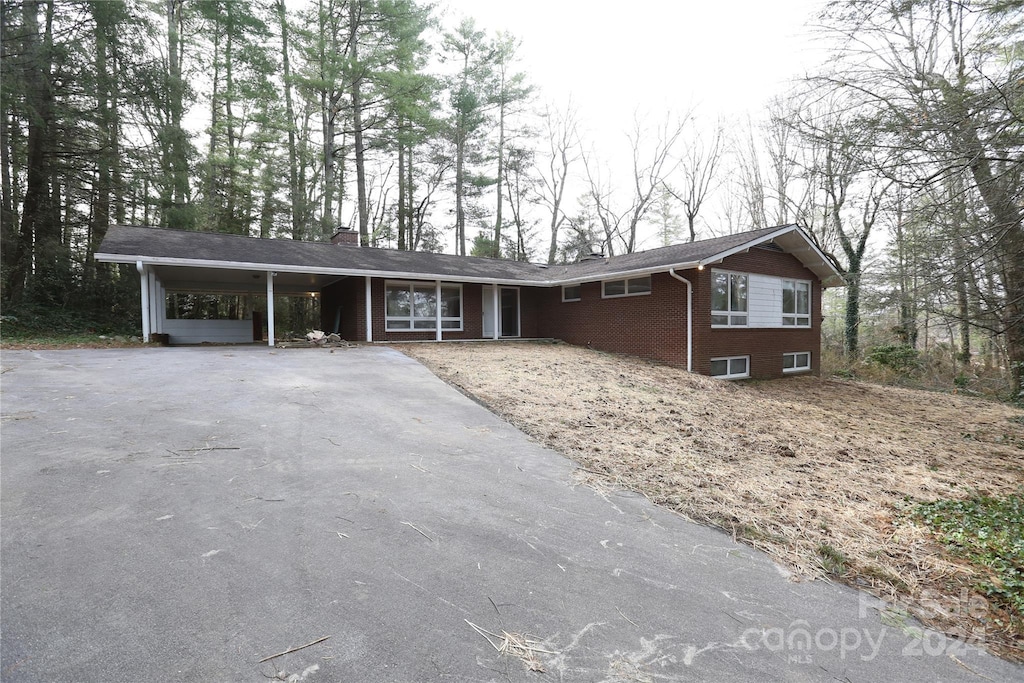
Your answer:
[747,274,783,328]
[164,319,254,345]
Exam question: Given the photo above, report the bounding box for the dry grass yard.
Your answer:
[398,341,1024,661]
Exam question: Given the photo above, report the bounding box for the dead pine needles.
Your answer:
[465,619,555,673]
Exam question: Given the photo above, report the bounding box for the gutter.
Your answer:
[98,251,706,290]
[668,268,693,373]
[97,253,555,288]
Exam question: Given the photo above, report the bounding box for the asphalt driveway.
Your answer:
[1,347,1020,682]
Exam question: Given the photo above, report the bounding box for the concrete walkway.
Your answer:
[1,347,1019,682]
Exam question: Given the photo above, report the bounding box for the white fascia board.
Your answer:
[98,247,830,289]
[698,225,801,264]
[95,253,552,287]
[96,252,703,288]
[554,262,700,287]
[699,225,845,285]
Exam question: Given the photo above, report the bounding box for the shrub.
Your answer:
[866,344,922,373]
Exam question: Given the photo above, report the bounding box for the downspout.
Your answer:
[669,268,692,372]
[136,261,150,343]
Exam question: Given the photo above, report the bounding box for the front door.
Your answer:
[482,286,520,338]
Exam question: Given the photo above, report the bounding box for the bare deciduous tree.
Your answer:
[663,121,722,242]
[534,101,580,264]
[582,111,687,255]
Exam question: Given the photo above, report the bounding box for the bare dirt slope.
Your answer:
[398,341,1024,658]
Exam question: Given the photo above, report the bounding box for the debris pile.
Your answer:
[277,331,353,349]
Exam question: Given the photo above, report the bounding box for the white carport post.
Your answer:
[364,276,373,342]
[491,283,500,340]
[435,280,442,341]
[136,261,150,342]
[148,270,161,334]
[266,270,275,347]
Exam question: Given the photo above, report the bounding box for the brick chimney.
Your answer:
[331,227,360,247]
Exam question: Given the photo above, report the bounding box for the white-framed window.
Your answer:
[783,351,812,373]
[562,284,581,302]
[385,281,463,331]
[602,275,652,298]
[711,270,748,326]
[782,280,811,326]
[710,356,750,379]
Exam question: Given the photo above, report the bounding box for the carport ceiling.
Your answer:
[154,265,346,295]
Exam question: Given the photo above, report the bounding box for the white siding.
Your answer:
[164,319,254,345]
[747,274,782,328]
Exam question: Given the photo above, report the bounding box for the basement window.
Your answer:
[783,352,811,373]
[602,276,652,298]
[562,285,581,302]
[385,281,463,331]
[710,356,749,380]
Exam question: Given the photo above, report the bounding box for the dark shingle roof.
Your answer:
[96,223,842,286]
[96,225,549,282]
[544,225,787,281]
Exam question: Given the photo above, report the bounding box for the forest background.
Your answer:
[0,0,1021,401]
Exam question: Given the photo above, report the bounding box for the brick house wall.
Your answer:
[533,247,823,379]
[318,246,824,380]
[692,248,822,379]
[535,271,690,365]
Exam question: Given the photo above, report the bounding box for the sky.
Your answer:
[433,0,830,251]
[439,0,829,135]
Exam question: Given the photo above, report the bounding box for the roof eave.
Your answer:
[96,224,847,288]
[94,252,553,287]
[552,262,702,286]
[697,225,846,287]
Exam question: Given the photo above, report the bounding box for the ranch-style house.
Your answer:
[96,223,844,380]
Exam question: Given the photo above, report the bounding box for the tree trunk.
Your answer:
[397,115,406,250]
[952,233,972,367]
[166,0,190,229]
[406,144,414,250]
[493,93,505,258]
[16,0,57,302]
[844,266,860,357]
[318,0,333,238]
[111,40,124,225]
[349,1,368,246]
[1,5,20,297]
[224,4,238,233]
[941,79,1024,399]
[276,0,301,239]
[546,220,559,264]
[89,1,116,288]
[207,20,219,220]
[259,160,274,239]
[455,134,465,256]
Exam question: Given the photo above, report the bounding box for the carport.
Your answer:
[95,224,553,347]
[135,262,341,346]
